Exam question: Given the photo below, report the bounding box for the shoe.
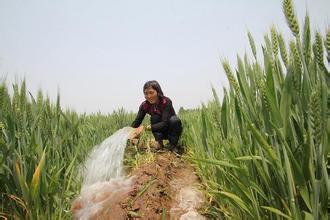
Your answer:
[170,145,183,155]
[154,141,166,152]
[157,141,164,149]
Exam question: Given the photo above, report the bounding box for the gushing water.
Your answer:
[81,126,134,187]
[72,127,135,219]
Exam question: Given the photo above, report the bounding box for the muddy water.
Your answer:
[172,187,205,220]
[72,127,134,219]
[170,170,206,220]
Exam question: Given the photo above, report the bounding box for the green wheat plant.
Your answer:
[0,80,135,219]
[180,0,329,219]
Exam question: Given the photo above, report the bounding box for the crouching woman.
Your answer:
[131,80,183,154]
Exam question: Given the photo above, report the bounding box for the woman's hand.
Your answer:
[129,125,144,140]
[136,125,144,135]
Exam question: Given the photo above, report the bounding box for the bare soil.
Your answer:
[122,151,205,219]
[72,149,206,219]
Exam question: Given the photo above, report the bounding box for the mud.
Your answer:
[72,151,206,219]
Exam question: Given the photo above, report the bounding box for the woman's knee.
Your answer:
[169,115,181,126]
[169,116,182,133]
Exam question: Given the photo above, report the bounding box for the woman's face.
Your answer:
[144,87,159,104]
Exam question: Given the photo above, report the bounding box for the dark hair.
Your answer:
[143,80,164,97]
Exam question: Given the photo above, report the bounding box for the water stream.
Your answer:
[72,127,134,219]
[81,126,133,187]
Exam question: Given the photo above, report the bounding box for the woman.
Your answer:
[131,80,183,154]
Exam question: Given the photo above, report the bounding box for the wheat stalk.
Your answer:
[283,0,300,37]
[271,26,279,56]
[302,14,311,65]
[222,60,241,96]
[326,28,330,63]
[278,33,289,67]
[248,31,257,60]
[315,32,325,70]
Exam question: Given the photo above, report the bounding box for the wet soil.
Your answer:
[72,148,206,219]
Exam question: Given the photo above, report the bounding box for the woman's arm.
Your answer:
[131,104,146,128]
[129,105,147,140]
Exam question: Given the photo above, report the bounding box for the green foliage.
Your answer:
[180,1,329,219]
[1,1,329,219]
[0,80,135,219]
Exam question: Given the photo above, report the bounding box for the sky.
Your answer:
[0,0,329,114]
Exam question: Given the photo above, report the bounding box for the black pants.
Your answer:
[151,115,182,146]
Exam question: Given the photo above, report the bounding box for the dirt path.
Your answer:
[72,151,207,219]
[123,152,206,219]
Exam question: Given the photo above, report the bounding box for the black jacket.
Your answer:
[131,96,176,132]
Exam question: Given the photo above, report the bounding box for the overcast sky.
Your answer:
[0,0,329,114]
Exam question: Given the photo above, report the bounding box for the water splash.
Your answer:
[72,177,133,219]
[72,127,135,219]
[81,126,134,187]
